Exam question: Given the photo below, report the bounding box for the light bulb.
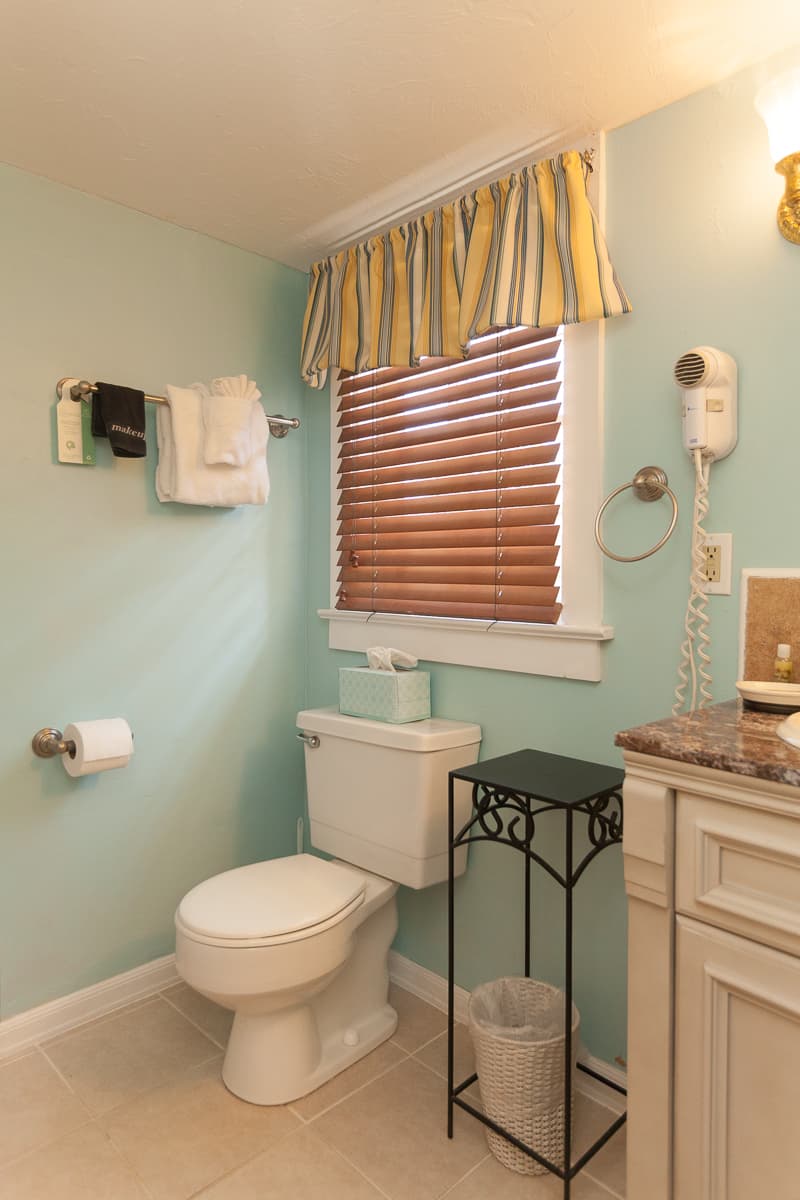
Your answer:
[756,69,800,165]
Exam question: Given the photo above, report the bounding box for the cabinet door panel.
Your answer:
[676,791,800,957]
[674,916,800,1200]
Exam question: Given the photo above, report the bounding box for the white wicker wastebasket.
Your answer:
[468,977,580,1176]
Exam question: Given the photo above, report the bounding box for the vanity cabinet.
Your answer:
[617,701,800,1200]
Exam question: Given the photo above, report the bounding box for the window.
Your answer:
[335,326,563,624]
[320,320,612,681]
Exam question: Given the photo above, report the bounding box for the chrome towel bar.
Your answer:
[57,378,300,439]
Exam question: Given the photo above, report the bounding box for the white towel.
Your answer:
[202,374,262,466]
[156,385,270,507]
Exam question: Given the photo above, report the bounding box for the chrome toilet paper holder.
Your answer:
[31,728,76,758]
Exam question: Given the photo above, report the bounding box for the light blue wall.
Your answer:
[304,55,797,1064]
[0,165,309,1017]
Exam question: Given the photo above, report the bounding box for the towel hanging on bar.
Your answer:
[156,383,270,507]
[91,382,147,458]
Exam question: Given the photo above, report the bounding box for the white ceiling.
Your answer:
[2,1,799,270]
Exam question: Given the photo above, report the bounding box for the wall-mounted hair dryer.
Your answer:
[672,345,739,716]
[674,346,738,460]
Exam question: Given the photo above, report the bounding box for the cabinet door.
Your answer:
[674,916,800,1200]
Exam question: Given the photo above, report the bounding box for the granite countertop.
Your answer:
[615,698,800,788]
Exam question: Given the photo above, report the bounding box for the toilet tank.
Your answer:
[296,708,482,889]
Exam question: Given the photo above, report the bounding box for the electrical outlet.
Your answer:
[700,533,732,595]
[704,544,721,583]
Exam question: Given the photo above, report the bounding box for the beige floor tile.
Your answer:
[313,1056,488,1200]
[574,1096,626,1197]
[388,985,448,1053]
[42,996,219,1114]
[0,1123,149,1200]
[197,1126,384,1199]
[414,1023,475,1083]
[445,1153,616,1198]
[72,996,158,1027]
[0,1052,88,1168]
[102,1057,300,1200]
[292,1038,407,1120]
[161,982,234,1048]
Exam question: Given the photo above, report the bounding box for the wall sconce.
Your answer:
[756,69,800,244]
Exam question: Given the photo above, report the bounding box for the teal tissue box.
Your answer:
[339,667,431,724]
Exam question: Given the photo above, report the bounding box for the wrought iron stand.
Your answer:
[447,749,627,1198]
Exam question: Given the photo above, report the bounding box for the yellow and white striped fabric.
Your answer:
[300,150,631,389]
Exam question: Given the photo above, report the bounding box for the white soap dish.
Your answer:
[735,680,800,713]
[777,713,800,749]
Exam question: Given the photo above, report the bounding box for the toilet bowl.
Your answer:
[175,707,482,1105]
[176,854,398,1105]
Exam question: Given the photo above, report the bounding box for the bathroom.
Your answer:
[2,4,800,1197]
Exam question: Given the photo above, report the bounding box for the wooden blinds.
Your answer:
[335,326,563,624]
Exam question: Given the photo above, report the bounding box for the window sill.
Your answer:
[318,609,614,682]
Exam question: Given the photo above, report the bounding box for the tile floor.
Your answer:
[0,983,626,1199]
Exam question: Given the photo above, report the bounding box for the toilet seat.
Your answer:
[176,854,366,949]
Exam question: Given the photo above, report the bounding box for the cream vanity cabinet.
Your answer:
[619,726,800,1200]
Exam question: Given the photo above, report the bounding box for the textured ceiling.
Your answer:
[2,0,799,269]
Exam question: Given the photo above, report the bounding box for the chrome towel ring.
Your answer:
[594,466,678,562]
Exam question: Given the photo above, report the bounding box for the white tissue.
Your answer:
[366,647,419,672]
[62,718,133,778]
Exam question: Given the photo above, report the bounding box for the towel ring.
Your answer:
[594,466,678,563]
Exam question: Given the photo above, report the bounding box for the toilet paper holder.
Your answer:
[32,719,134,776]
[31,728,77,759]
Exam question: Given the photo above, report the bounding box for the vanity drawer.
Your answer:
[676,792,800,958]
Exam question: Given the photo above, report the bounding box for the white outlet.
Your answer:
[701,533,733,595]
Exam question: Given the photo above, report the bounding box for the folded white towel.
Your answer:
[156,384,270,507]
[202,374,262,466]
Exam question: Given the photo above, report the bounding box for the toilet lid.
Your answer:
[177,854,366,941]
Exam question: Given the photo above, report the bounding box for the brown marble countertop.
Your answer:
[615,699,800,788]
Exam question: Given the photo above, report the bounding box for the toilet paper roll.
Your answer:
[62,718,134,778]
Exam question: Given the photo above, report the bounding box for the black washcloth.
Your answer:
[92,382,147,458]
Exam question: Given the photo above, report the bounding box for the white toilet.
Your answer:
[175,706,481,1105]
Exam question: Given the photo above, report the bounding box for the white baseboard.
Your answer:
[1,946,627,1116]
[388,950,627,1115]
[388,949,472,1023]
[0,954,179,1061]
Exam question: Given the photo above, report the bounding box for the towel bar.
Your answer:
[57,378,301,439]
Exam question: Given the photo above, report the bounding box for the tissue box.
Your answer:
[339,667,431,724]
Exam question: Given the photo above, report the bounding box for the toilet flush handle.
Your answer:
[296,731,320,749]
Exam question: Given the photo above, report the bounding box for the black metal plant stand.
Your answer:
[447,749,627,1199]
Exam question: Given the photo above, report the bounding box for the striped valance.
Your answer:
[300,150,631,389]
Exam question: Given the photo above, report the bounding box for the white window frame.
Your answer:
[317,142,614,682]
